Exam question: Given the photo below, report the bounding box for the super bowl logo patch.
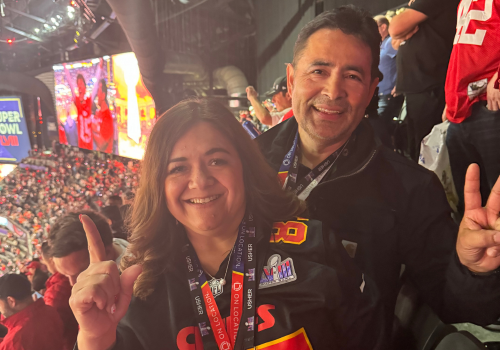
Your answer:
[259,254,297,289]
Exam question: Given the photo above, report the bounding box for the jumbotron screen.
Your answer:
[53,53,156,160]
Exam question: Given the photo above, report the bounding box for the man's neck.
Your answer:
[381,33,389,41]
[298,127,349,169]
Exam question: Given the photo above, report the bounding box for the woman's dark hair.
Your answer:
[123,98,305,299]
[293,5,382,80]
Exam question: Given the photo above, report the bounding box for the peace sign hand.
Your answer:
[457,164,500,273]
[69,214,142,350]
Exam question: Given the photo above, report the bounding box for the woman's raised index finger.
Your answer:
[80,214,107,263]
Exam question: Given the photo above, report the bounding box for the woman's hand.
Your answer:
[69,214,142,350]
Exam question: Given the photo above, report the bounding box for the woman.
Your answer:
[70,99,381,350]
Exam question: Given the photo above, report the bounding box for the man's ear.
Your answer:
[6,296,16,308]
[286,63,295,95]
[368,77,380,103]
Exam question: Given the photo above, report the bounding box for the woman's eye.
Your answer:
[209,158,227,166]
[168,166,185,174]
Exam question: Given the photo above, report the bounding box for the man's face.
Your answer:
[77,78,86,97]
[271,92,292,112]
[287,29,379,146]
[377,22,388,38]
[0,298,15,318]
[97,82,105,104]
[53,249,90,286]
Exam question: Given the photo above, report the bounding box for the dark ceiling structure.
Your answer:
[0,0,255,81]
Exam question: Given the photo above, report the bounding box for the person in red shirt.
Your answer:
[63,59,104,150]
[444,0,500,215]
[0,274,64,350]
[93,79,114,153]
[41,242,79,350]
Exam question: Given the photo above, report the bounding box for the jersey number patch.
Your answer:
[270,221,308,245]
[454,0,493,46]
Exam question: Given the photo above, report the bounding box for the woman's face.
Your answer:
[164,122,246,236]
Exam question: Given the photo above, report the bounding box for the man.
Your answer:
[246,76,293,126]
[93,79,114,153]
[63,110,78,147]
[63,58,103,150]
[108,194,123,207]
[390,0,460,160]
[445,0,500,215]
[48,210,128,285]
[40,242,78,350]
[0,274,64,350]
[374,15,403,128]
[256,6,500,349]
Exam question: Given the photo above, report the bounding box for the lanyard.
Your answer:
[184,214,256,350]
[278,131,350,200]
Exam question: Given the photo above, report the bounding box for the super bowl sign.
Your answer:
[0,97,31,163]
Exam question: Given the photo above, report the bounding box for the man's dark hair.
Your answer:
[48,210,113,258]
[76,74,86,86]
[31,269,49,292]
[375,16,389,28]
[0,274,32,301]
[108,195,123,207]
[292,5,382,80]
[41,241,51,259]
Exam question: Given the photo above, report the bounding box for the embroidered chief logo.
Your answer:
[259,254,297,289]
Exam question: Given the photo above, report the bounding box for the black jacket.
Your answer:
[111,219,383,350]
[256,118,500,348]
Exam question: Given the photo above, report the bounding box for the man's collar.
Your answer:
[256,117,379,178]
[2,299,44,329]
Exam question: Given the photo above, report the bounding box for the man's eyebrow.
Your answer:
[205,147,230,156]
[344,65,365,75]
[309,60,333,68]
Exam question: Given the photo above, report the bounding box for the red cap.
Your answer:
[26,261,41,270]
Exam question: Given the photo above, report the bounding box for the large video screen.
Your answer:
[112,53,156,160]
[0,97,31,163]
[53,53,155,160]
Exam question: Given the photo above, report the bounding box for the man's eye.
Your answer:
[348,74,361,81]
[312,69,323,75]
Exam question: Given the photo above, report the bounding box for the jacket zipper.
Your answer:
[315,149,378,189]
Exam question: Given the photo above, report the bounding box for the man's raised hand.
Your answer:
[457,164,500,273]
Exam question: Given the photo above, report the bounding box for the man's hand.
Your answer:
[246,86,259,101]
[487,72,500,111]
[442,104,448,122]
[391,86,399,97]
[457,164,500,273]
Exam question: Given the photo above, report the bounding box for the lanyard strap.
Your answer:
[184,214,256,350]
[278,130,350,200]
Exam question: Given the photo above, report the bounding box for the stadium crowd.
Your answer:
[0,1,499,350]
[0,144,139,252]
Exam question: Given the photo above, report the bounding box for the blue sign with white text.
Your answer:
[0,97,31,163]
